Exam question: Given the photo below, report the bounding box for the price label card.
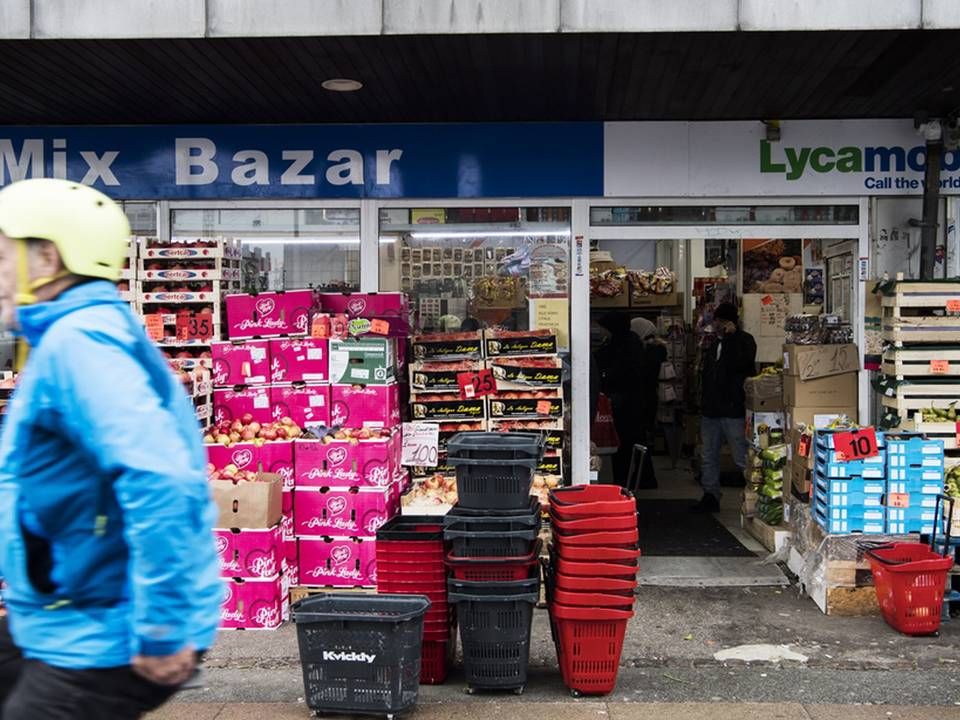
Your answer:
[832,428,880,462]
[887,492,910,509]
[401,422,439,467]
[946,298,960,314]
[955,421,960,446]
[457,369,497,400]
[177,311,214,341]
[798,433,812,458]
[144,314,164,341]
[761,295,774,306]
[930,359,950,375]
[370,319,390,335]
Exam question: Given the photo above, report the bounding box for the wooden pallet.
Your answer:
[880,380,960,414]
[913,416,959,450]
[882,347,960,379]
[881,277,960,346]
[289,585,377,604]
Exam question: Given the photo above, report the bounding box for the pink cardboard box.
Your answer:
[214,525,284,579]
[318,292,410,338]
[330,383,400,429]
[212,341,271,387]
[280,506,295,541]
[207,441,295,491]
[271,384,330,429]
[294,486,399,537]
[293,433,397,488]
[226,290,314,340]
[297,537,376,587]
[270,338,328,384]
[213,387,273,426]
[220,574,287,630]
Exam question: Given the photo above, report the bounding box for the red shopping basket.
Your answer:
[446,540,542,582]
[550,512,637,533]
[549,487,636,520]
[550,603,633,696]
[420,638,455,685]
[553,528,639,548]
[554,557,638,579]
[866,543,953,636]
[552,543,640,564]
[550,485,628,505]
[554,572,637,595]
[552,588,634,609]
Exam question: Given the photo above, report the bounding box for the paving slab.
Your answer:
[804,706,960,720]
[637,557,789,587]
[607,703,809,720]
[145,703,224,720]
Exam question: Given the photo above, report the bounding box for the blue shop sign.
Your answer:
[0,123,603,200]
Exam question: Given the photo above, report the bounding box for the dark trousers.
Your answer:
[611,410,657,489]
[0,617,178,720]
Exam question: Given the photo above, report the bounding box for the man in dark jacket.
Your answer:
[692,302,757,513]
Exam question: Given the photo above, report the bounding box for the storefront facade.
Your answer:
[1,118,956,484]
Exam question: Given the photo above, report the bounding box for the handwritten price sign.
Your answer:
[457,369,497,400]
[832,428,879,462]
[401,422,439,467]
[176,311,214,341]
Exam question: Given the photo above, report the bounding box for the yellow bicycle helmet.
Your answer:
[0,178,131,305]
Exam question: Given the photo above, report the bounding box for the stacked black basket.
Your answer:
[444,431,544,695]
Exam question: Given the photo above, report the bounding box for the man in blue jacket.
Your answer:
[0,178,223,719]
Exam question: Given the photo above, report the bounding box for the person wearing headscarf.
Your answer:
[595,312,648,487]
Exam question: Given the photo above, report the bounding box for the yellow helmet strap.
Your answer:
[14,238,70,306]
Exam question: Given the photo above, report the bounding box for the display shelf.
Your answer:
[880,380,960,414]
[882,347,960,379]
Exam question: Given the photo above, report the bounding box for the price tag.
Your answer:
[401,422,439,467]
[798,434,812,458]
[832,428,880,462]
[946,299,960,314]
[887,493,910,509]
[176,311,214,341]
[457,369,497,400]
[761,295,774,306]
[955,421,960,446]
[144,314,165,341]
[370,319,390,335]
[930,359,950,375]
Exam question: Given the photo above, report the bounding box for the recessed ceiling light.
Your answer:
[322,78,363,92]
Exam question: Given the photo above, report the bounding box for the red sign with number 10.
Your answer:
[832,428,879,462]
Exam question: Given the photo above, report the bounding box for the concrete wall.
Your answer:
[4,0,958,39]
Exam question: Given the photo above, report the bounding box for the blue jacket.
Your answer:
[0,281,222,668]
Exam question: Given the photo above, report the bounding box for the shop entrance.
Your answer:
[588,202,866,584]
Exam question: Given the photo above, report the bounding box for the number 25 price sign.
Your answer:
[457,368,497,400]
[401,423,440,467]
[832,428,880,462]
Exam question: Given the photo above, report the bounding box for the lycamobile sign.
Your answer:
[760,140,960,190]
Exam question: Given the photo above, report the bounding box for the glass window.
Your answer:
[379,206,571,349]
[171,208,360,292]
[122,202,157,235]
[590,205,859,226]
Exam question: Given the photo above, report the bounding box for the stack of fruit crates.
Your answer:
[884,434,945,535]
[812,429,887,534]
[117,237,138,308]
[136,237,242,371]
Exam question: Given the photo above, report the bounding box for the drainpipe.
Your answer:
[919,121,943,280]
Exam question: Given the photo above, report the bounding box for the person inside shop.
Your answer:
[692,302,757,514]
[630,317,667,487]
[595,312,649,487]
[0,179,222,719]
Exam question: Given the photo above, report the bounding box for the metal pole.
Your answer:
[920,139,943,279]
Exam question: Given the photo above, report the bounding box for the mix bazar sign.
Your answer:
[0,120,954,199]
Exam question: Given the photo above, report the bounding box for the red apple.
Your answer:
[241,413,254,426]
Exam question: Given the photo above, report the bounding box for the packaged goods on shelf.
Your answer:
[328,337,396,385]
[589,259,628,308]
[410,360,482,393]
[746,410,785,448]
[210,473,283,529]
[488,390,563,420]
[212,340,271,386]
[318,292,410,337]
[472,276,525,309]
[296,536,377,587]
[485,356,562,389]
[225,290,314,339]
[411,393,486,422]
[785,314,853,345]
[215,525,284,580]
[221,574,288,630]
[270,383,331,429]
[484,328,558,358]
[411,331,483,362]
[269,337,328,384]
[294,429,398,488]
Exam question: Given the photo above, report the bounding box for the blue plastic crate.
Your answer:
[815,429,886,450]
[887,466,945,483]
[888,452,945,470]
[813,505,886,534]
[814,454,887,479]
[813,474,886,497]
[885,506,937,535]
[885,478,945,497]
[886,435,945,459]
[815,446,886,466]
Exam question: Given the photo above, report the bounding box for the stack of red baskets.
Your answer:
[546,485,639,697]
[376,515,456,684]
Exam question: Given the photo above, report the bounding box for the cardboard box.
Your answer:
[783,344,860,380]
[790,453,812,499]
[294,433,398,488]
[784,406,858,433]
[488,393,564,420]
[220,574,287,630]
[782,373,858,409]
[410,360,481,393]
[211,473,283,529]
[744,374,784,412]
[213,386,273,426]
[269,338,328,384]
[207,441,295,492]
[212,341,271,387]
[214,524,284,579]
[270,383,330,429]
[745,410,786,448]
[297,537,377,587]
[411,332,483,362]
[328,338,396,385]
[486,357,563,389]
[484,330,558,358]
[411,395,486,422]
[630,291,680,308]
[225,290,313,340]
[330,383,400,428]
[294,486,399,536]
[317,292,410,338]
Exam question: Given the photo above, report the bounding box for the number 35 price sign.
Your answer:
[401,422,440,467]
[832,428,880,462]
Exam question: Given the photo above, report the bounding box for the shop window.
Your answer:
[590,205,859,226]
[379,206,571,349]
[171,208,360,293]
[122,202,157,235]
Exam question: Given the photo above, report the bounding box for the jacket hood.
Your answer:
[15,281,124,347]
